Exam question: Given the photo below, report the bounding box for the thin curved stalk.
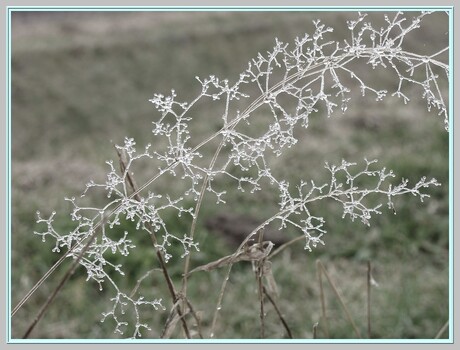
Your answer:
[263,286,293,339]
[23,225,100,338]
[316,260,361,339]
[434,320,449,339]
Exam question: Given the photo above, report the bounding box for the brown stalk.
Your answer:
[263,286,293,339]
[316,260,362,339]
[256,230,265,339]
[116,148,191,339]
[161,299,183,338]
[313,322,319,339]
[183,296,203,339]
[160,295,202,339]
[268,235,305,260]
[257,262,265,339]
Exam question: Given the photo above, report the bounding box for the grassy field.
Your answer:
[10,11,449,339]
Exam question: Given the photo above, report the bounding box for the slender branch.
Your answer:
[181,139,226,296]
[317,260,362,339]
[313,322,319,339]
[316,259,329,338]
[183,296,204,339]
[210,264,234,338]
[268,236,305,260]
[12,248,69,317]
[161,298,182,338]
[129,268,161,299]
[263,286,293,339]
[434,320,449,339]
[257,263,265,339]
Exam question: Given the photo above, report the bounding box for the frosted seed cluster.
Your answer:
[33,11,448,337]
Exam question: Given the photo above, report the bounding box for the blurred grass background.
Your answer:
[10,11,449,339]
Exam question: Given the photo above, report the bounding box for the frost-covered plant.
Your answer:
[18,11,449,338]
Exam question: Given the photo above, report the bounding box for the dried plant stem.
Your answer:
[263,286,293,339]
[256,231,266,338]
[434,320,449,339]
[181,175,207,293]
[313,322,319,339]
[129,268,161,299]
[160,295,203,339]
[161,299,182,338]
[117,148,191,339]
[268,236,305,260]
[12,247,69,317]
[316,259,329,338]
[23,227,101,338]
[316,260,362,339]
[367,260,372,338]
[183,296,203,339]
[181,91,251,307]
[182,140,226,294]
[257,265,265,339]
[210,264,234,338]
[155,242,191,338]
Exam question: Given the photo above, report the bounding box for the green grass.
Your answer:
[10,11,449,339]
